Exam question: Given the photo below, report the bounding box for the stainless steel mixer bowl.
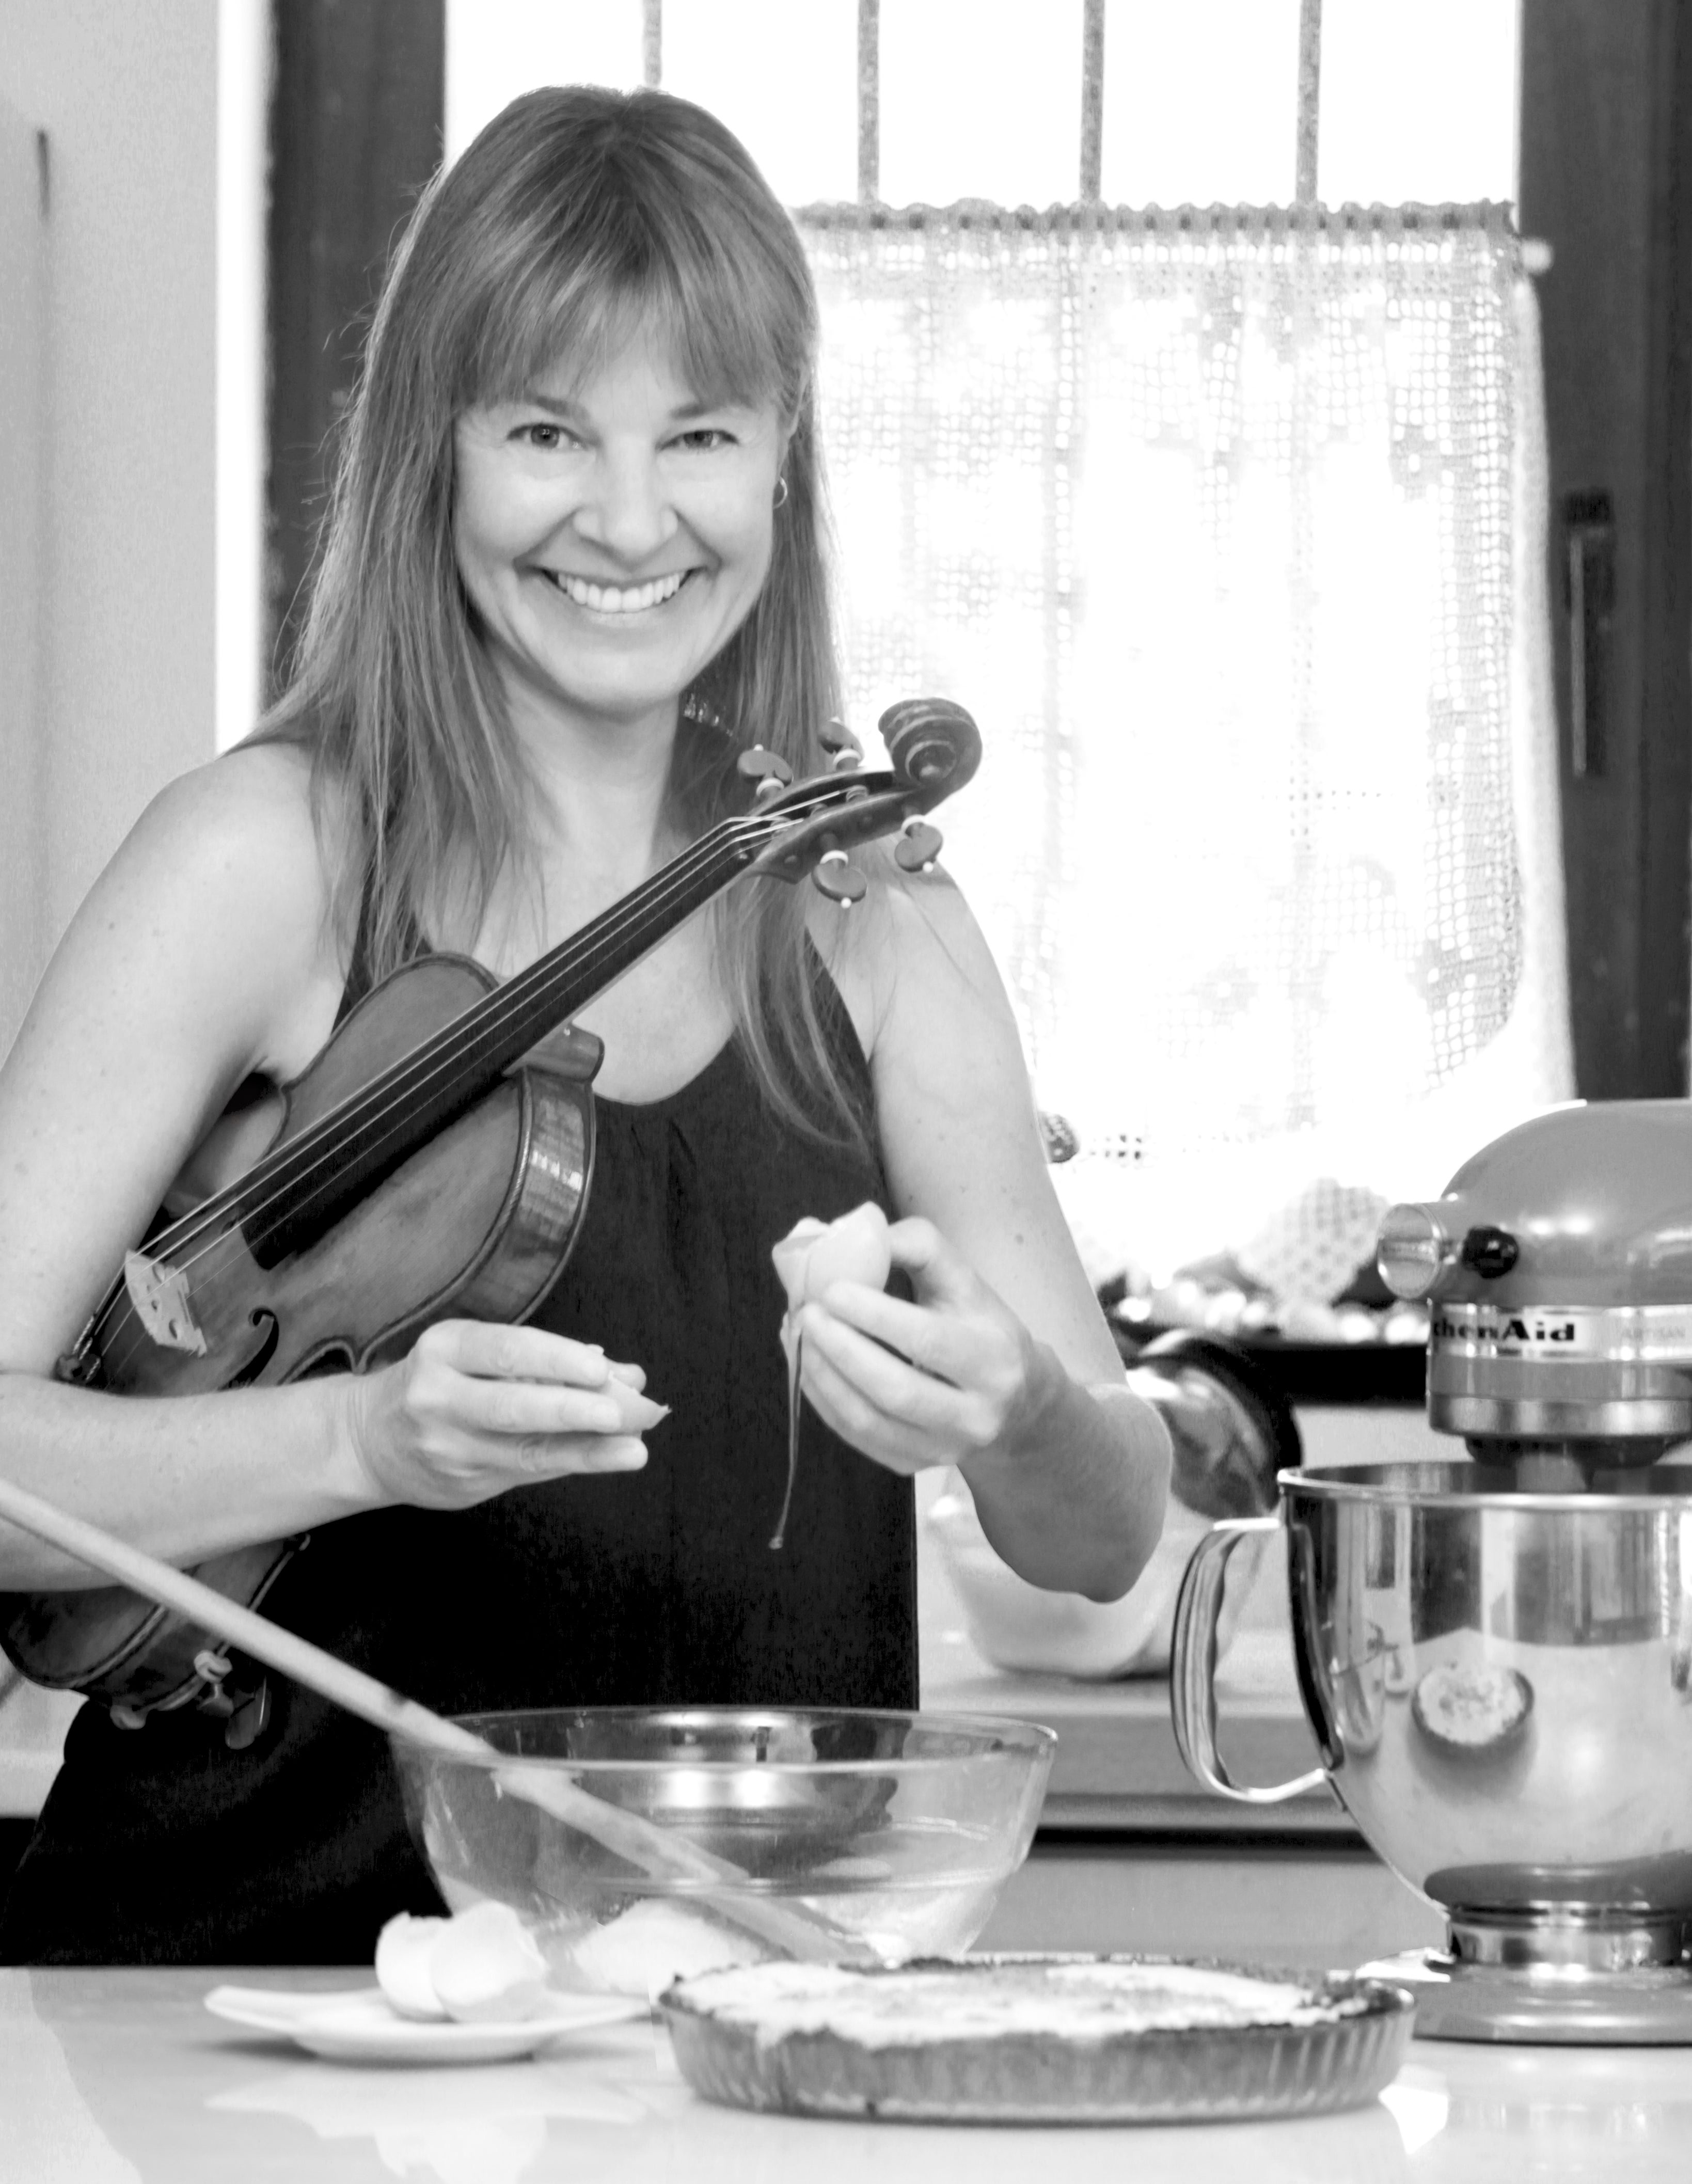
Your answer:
[1173,1459,1692,1941]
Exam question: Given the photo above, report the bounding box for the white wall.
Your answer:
[0,0,267,1059]
[0,99,49,1061]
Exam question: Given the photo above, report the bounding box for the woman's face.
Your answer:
[453,332,788,741]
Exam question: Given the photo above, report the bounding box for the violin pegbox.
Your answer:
[894,818,943,873]
[737,745,795,804]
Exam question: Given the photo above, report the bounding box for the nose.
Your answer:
[571,444,679,563]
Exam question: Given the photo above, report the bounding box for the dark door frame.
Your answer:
[265,0,444,689]
[1519,0,1692,1097]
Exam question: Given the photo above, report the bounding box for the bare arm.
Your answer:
[797,871,1170,1601]
[0,751,647,1590]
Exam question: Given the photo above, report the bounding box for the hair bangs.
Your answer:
[454,136,809,420]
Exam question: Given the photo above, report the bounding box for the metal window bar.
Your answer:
[1081,0,1104,201]
[643,0,661,89]
[1296,0,1322,205]
[853,1,1320,212]
[858,0,879,204]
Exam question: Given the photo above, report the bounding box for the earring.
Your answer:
[772,475,790,510]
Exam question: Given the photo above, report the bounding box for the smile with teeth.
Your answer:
[548,568,692,615]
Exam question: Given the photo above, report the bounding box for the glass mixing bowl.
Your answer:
[391,1706,1055,1998]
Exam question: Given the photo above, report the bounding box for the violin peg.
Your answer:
[812,851,867,907]
[819,716,864,762]
[736,744,795,786]
[753,773,788,805]
[893,819,943,872]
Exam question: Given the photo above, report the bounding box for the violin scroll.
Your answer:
[742,697,979,888]
[879,699,981,793]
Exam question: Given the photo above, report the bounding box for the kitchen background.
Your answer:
[0,0,1687,1932]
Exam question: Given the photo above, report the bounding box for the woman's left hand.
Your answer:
[786,1215,1057,1480]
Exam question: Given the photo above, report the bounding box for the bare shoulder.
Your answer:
[47,740,342,1073]
[816,861,1120,1382]
[0,742,346,1368]
[123,739,327,921]
[811,856,1036,1176]
[807,857,1008,1064]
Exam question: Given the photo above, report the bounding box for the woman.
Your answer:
[0,88,1168,1964]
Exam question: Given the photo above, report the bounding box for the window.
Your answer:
[441,1,1544,1313]
[268,4,1692,1320]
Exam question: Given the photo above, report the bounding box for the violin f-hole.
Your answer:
[224,1310,281,1390]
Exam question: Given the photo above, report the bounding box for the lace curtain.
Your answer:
[801,202,1572,1302]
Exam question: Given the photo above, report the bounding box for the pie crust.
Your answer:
[660,1954,1415,2124]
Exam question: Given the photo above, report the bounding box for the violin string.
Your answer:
[90,812,760,1379]
[205,768,883,1245]
[90,840,737,1385]
[90,770,881,1380]
[94,764,903,1380]
[193,786,838,1238]
[91,778,888,1377]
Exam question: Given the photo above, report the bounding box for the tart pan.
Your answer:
[660,1954,1415,2125]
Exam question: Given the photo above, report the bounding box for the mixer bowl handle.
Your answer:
[1169,1516,1330,1805]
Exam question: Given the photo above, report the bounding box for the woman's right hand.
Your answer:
[342,1320,665,1511]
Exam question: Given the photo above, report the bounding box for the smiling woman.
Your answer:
[452,352,788,757]
[0,85,1168,1967]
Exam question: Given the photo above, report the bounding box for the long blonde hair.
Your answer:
[257,87,867,1151]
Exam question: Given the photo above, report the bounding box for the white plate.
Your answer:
[204,1984,645,2065]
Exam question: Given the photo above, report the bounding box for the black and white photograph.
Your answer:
[1,1,1689,2174]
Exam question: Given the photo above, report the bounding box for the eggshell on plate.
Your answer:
[373,1913,450,2021]
[426,1902,552,2023]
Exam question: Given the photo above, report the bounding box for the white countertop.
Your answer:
[6,1966,1691,2183]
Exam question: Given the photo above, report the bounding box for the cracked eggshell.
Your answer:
[772,1202,893,1313]
[374,1912,450,2020]
[427,1901,552,2023]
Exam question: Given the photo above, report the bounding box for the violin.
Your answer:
[0,700,980,1738]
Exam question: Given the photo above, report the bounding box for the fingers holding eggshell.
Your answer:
[773,1204,1053,1478]
[794,1326,983,1476]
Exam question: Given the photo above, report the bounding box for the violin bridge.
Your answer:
[122,1249,208,1355]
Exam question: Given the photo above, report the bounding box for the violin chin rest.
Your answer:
[511,1025,605,1084]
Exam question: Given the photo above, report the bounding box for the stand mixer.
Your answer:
[1376,1099,1692,1480]
[1173,1099,1692,2043]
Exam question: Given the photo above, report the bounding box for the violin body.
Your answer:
[0,697,983,1725]
[1,954,598,1716]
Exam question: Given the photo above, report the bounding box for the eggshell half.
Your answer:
[772,1202,893,1312]
[427,1901,552,2023]
[374,1912,450,2021]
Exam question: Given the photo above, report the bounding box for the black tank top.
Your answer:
[1,949,915,1965]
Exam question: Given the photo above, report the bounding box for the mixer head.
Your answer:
[1375,1100,1692,1476]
